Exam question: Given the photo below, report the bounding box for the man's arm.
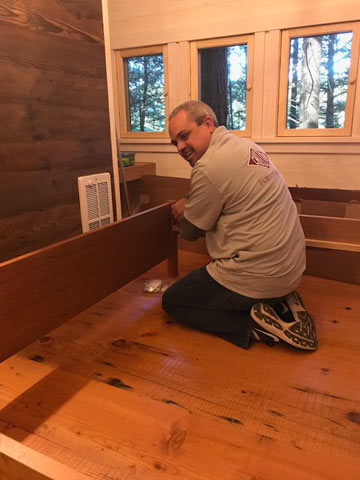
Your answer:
[180,216,205,241]
[171,168,222,241]
[170,197,205,241]
[171,197,188,224]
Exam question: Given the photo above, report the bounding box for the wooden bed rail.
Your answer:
[0,433,89,480]
[299,214,360,245]
[299,214,360,284]
[177,213,360,285]
[0,204,177,363]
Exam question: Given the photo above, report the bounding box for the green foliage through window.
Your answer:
[126,54,165,132]
[200,44,247,130]
[286,32,352,129]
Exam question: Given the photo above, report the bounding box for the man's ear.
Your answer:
[204,115,215,132]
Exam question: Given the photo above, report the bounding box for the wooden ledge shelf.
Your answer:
[118,162,156,183]
[306,238,360,253]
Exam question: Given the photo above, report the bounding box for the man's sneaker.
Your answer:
[251,325,280,347]
[286,291,317,333]
[250,302,318,351]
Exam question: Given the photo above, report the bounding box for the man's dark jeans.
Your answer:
[161,266,286,349]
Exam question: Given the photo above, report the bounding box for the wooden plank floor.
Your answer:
[0,250,359,479]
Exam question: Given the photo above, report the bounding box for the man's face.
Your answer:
[169,110,215,167]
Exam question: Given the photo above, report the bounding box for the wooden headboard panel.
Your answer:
[0,204,177,363]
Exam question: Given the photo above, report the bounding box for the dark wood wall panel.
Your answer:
[0,139,110,172]
[0,0,112,262]
[0,204,81,260]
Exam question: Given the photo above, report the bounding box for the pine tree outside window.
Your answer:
[191,35,254,136]
[278,23,360,136]
[116,46,169,138]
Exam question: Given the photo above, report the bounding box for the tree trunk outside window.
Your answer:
[139,56,149,131]
[325,35,335,128]
[200,47,228,126]
[289,38,299,128]
[299,36,322,128]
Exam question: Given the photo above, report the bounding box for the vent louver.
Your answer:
[78,173,114,233]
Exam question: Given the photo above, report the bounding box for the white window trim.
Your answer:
[190,34,254,137]
[278,22,360,137]
[115,45,169,139]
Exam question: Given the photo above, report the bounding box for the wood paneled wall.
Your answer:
[108,0,360,49]
[0,0,112,262]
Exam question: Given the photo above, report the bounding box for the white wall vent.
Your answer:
[78,173,114,233]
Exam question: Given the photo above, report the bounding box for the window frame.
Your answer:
[278,22,360,137]
[115,45,169,138]
[190,35,254,137]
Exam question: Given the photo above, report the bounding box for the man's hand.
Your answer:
[171,197,187,224]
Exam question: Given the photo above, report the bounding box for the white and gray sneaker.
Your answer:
[251,325,280,347]
[250,293,318,351]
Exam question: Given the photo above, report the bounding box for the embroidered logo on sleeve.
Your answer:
[248,148,270,168]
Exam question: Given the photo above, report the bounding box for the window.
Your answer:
[278,23,360,136]
[191,35,254,136]
[116,46,168,138]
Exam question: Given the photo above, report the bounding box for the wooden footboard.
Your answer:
[0,204,177,363]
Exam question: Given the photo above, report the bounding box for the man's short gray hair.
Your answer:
[169,100,219,127]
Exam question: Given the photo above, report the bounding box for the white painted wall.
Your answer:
[106,0,360,190]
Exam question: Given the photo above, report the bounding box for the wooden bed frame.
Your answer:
[176,213,360,284]
[1,200,360,479]
[139,176,360,284]
[0,203,177,364]
[0,203,178,478]
[0,432,90,480]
